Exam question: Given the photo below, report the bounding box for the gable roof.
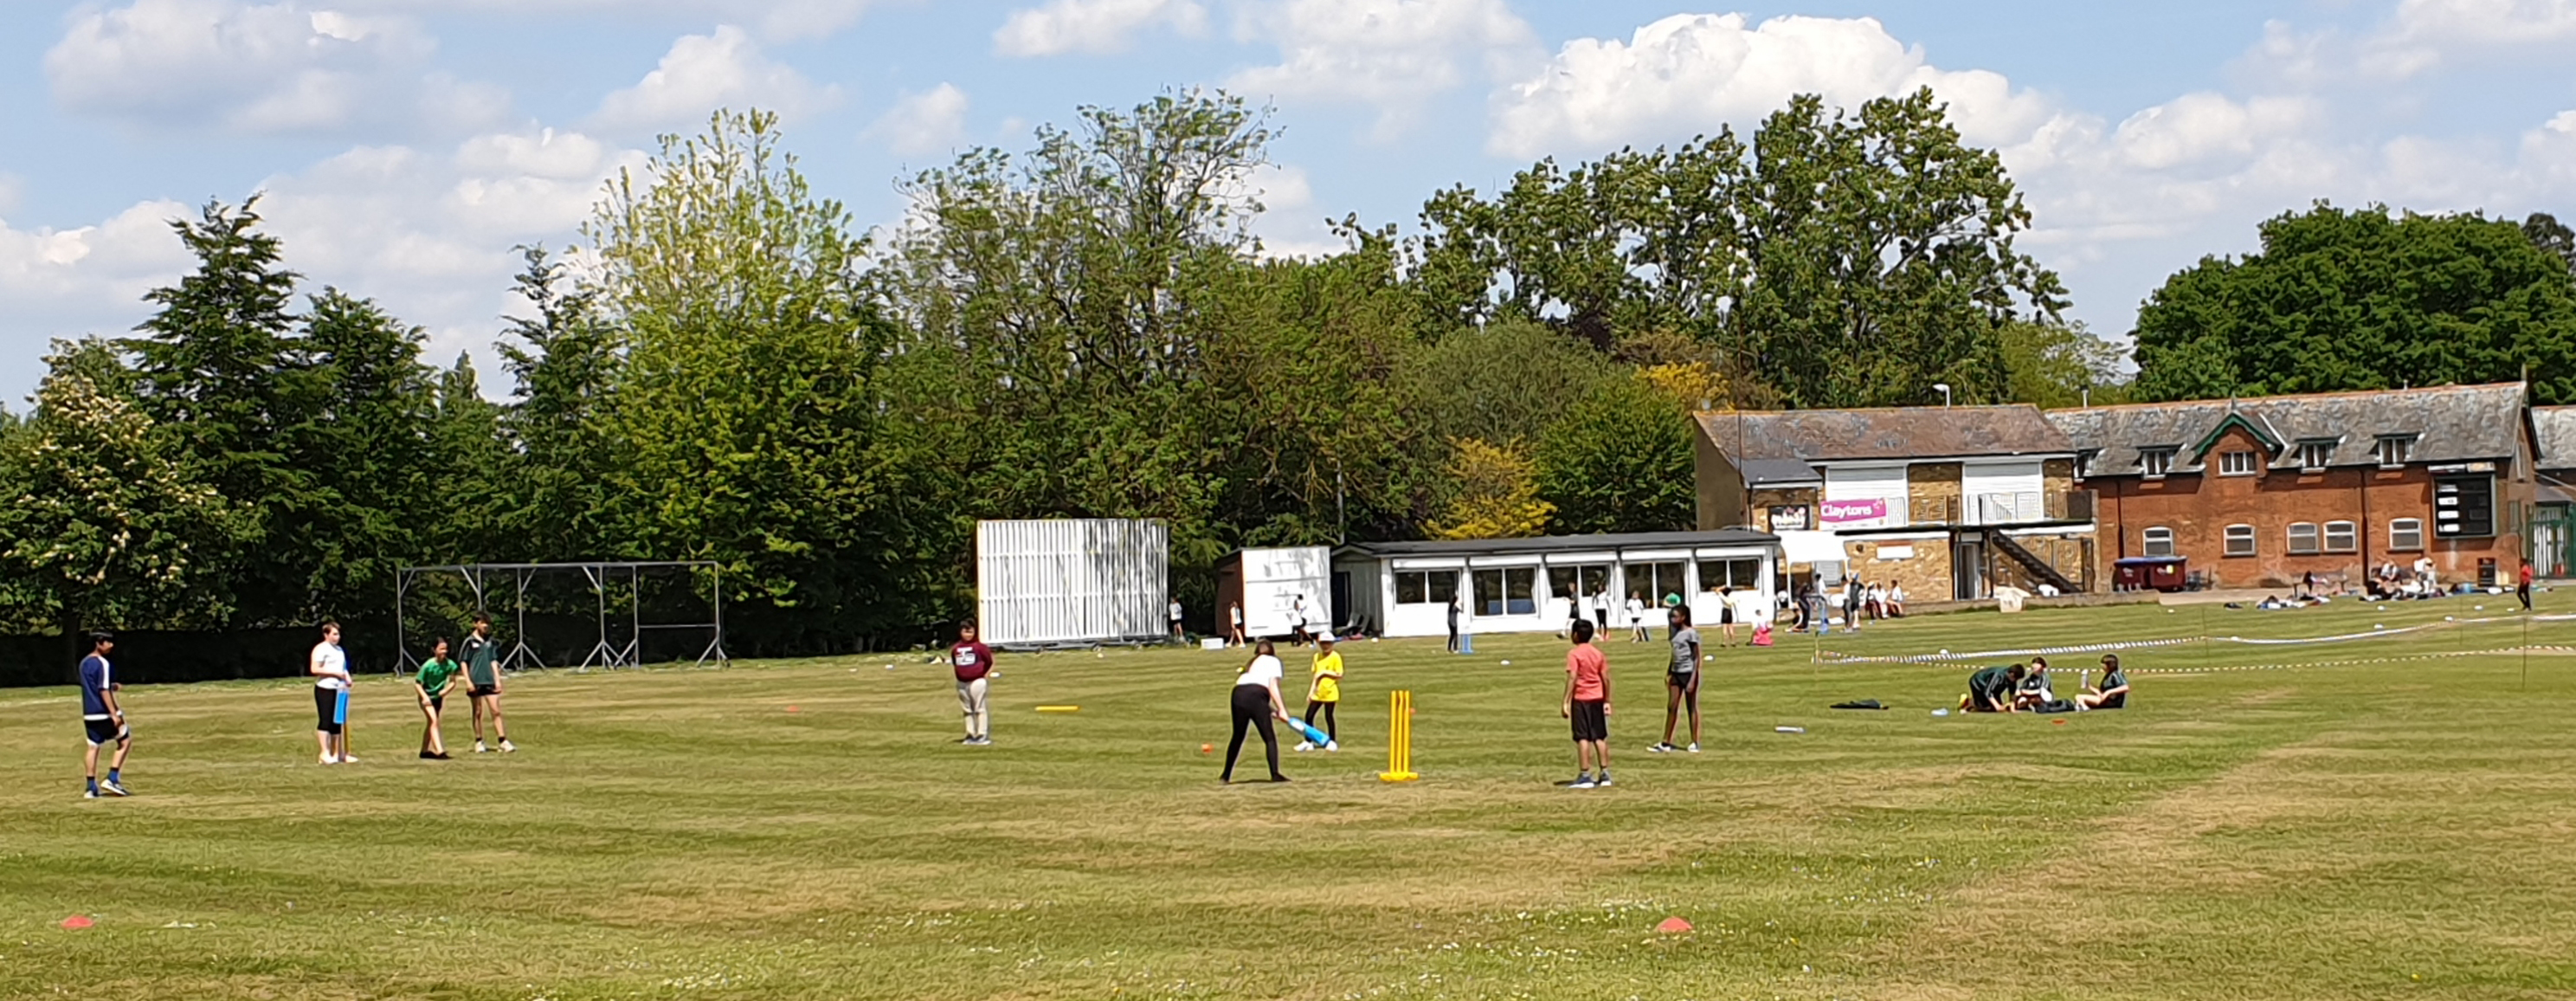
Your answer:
[2048,383,2528,477]
[2534,405,2576,472]
[1694,405,2076,464]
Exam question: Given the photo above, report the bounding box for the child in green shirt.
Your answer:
[415,638,462,760]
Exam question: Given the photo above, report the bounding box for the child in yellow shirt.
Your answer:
[1299,634,1343,752]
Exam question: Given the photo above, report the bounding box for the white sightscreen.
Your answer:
[976,520,1170,645]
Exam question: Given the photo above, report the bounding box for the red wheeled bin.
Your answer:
[2113,556,2187,592]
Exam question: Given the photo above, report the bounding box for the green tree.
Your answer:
[1193,245,1435,547]
[426,353,511,562]
[2133,203,2576,403]
[1531,373,1697,534]
[293,289,440,617]
[0,339,240,648]
[2000,320,2129,409]
[2528,212,2576,278]
[1734,89,2064,408]
[586,109,894,649]
[495,245,628,564]
[1399,320,1615,448]
[121,197,311,626]
[879,89,1274,575]
[1429,438,1552,539]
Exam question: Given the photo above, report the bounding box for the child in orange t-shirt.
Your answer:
[1562,619,1613,788]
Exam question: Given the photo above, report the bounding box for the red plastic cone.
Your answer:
[1656,916,1692,933]
[61,915,93,930]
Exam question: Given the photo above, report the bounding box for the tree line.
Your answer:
[2,87,2569,655]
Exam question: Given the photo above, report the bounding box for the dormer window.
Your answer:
[2295,439,2336,471]
[2374,435,2414,468]
[2219,450,2258,475]
[2141,447,2176,478]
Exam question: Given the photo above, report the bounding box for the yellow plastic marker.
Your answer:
[1035,705,1080,713]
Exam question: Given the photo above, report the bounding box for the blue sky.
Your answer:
[4,0,2574,402]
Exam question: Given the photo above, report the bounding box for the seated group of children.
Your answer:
[1959,655,2129,714]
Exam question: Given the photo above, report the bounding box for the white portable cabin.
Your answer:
[976,519,1169,646]
[1334,528,1782,639]
[1214,546,1332,638]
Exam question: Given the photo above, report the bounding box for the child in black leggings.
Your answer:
[1224,640,1291,783]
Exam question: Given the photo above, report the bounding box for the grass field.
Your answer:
[8,595,2576,1000]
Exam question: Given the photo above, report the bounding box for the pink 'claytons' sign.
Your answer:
[1818,498,1887,524]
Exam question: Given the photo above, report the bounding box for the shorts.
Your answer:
[1667,668,1699,689]
[314,686,344,734]
[424,694,445,712]
[1720,607,1734,624]
[84,718,129,746]
[468,684,499,698]
[1568,700,1608,742]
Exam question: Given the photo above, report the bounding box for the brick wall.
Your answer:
[1841,536,1952,600]
[2091,423,2525,589]
[1908,462,1962,523]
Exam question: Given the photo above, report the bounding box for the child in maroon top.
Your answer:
[950,622,995,746]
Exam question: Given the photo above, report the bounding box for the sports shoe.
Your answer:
[1569,773,1597,789]
[1293,741,1315,752]
[971,736,992,746]
[1595,771,1613,787]
[339,754,361,764]
[420,751,439,760]
[1686,743,1700,753]
[1323,740,1338,752]
[473,741,490,753]
[100,779,130,797]
[499,739,518,753]
[1648,742,1675,753]
[84,788,100,799]
[320,755,339,765]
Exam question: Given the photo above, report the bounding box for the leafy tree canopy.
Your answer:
[2133,203,2576,403]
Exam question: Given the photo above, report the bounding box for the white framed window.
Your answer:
[2374,436,2413,468]
[1395,570,1459,605]
[2324,520,2358,552]
[2296,441,2334,470]
[2219,450,2258,475]
[2141,526,2175,558]
[2389,518,2425,552]
[2225,524,2257,557]
[2141,448,2176,478]
[2287,522,2321,554]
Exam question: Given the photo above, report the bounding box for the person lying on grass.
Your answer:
[1960,663,2025,713]
[2077,655,2130,710]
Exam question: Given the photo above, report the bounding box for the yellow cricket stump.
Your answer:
[1380,689,1418,782]
[1035,706,1080,713]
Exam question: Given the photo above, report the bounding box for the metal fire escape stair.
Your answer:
[1989,531,2081,595]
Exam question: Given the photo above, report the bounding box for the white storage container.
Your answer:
[976,520,1169,646]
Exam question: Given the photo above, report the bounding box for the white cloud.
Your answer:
[589,25,839,135]
[42,0,506,136]
[2108,93,2320,172]
[995,0,1207,56]
[867,84,971,157]
[1241,164,1344,259]
[2369,0,2576,74]
[0,126,647,402]
[1229,0,1537,135]
[335,0,883,42]
[1490,13,2052,158]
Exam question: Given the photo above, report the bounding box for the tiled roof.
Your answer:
[2532,405,2576,472]
[2049,383,2528,476]
[1694,405,2076,462]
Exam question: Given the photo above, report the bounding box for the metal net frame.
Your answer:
[394,561,728,672]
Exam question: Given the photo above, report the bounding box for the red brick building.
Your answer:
[2049,384,2535,591]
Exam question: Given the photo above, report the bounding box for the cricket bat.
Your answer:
[1281,715,1331,746]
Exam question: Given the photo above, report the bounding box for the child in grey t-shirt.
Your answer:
[1652,606,1703,752]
